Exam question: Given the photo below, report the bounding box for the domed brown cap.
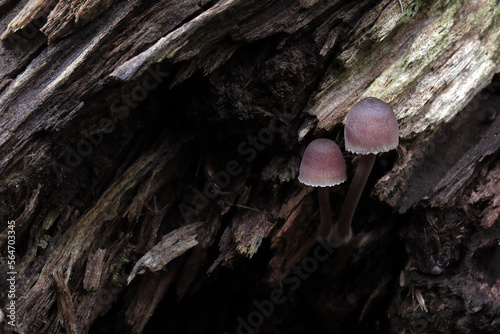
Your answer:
[298,138,347,187]
[344,97,399,154]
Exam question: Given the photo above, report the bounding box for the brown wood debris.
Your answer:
[127,222,202,284]
[83,248,106,291]
[53,268,79,334]
[0,0,499,333]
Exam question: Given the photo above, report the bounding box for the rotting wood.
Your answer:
[83,248,106,292]
[53,268,79,334]
[127,222,202,284]
[0,0,499,333]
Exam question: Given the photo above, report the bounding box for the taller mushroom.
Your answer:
[329,97,399,245]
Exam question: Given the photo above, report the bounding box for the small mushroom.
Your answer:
[298,138,347,240]
[329,97,399,245]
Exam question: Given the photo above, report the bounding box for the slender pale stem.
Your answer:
[317,187,332,239]
[335,153,376,239]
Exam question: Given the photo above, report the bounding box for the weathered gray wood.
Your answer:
[0,0,499,333]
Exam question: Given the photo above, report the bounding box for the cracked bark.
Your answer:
[0,0,499,333]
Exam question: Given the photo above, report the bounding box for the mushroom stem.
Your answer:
[334,153,376,241]
[317,187,332,239]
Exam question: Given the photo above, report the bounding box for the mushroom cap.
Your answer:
[298,138,347,187]
[344,97,399,154]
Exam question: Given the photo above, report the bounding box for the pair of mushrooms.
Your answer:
[299,97,399,245]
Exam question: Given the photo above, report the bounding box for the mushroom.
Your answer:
[329,97,399,245]
[298,138,347,240]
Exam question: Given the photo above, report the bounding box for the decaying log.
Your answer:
[0,0,499,333]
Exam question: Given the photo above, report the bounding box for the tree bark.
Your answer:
[0,0,499,333]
